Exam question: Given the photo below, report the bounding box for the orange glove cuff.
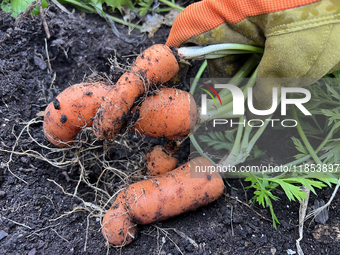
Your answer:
[166,0,320,47]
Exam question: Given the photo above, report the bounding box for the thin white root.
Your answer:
[305,178,340,222]
[296,185,310,255]
[172,228,198,248]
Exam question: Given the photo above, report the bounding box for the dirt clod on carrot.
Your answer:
[53,98,61,110]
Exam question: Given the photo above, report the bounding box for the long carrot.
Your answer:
[93,44,179,140]
[102,157,224,245]
[124,157,224,224]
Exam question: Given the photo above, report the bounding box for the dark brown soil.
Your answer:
[1,3,339,255]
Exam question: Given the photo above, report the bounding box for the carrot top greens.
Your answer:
[187,44,340,229]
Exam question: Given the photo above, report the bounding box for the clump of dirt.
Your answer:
[0,3,339,255]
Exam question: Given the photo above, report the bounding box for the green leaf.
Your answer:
[58,0,95,13]
[12,0,33,18]
[274,180,307,201]
[333,69,340,78]
[31,0,48,15]
[245,178,280,229]
[326,83,340,101]
[318,177,340,187]
[138,0,152,16]
[91,0,104,10]
[0,0,48,18]
[264,195,280,229]
[104,0,135,14]
[297,179,326,195]
[198,131,234,151]
[321,108,340,128]
[320,140,340,164]
[247,145,265,160]
[291,137,308,159]
[0,0,12,13]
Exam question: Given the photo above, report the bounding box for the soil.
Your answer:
[1,3,339,255]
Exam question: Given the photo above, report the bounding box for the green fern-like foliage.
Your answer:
[199,131,264,160]
[198,131,235,151]
[245,177,335,229]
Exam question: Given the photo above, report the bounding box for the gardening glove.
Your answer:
[166,0,340,119]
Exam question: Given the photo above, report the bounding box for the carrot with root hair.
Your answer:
[124,157,223,224]
[102,157,224,246]
[102,193,137,246]
[43,82,112,147]
[93,44,179,140]
[145,145,178,176]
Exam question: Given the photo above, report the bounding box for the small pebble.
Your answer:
[28,248,36,255]
[0,230,8,241]
[20,157,28,164]
[34,55,47,70]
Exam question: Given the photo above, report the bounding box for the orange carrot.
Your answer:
[145,145,178,176]
[92,44,179,140]
[102,193,137,246]
[124,157,224,224]
[43,82,111,147]
[132,87,197,140]
[102,157,224,246]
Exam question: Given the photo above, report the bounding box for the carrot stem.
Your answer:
[291,105,323,165]
[189,134,217,165]
[189,60,208,95]
[194,68,271,174]
[203,54,259,112]
[218,54,260,98]
[178,44,264,60]
[201,67,258,122]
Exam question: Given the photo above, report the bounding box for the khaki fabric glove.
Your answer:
[166,0,340,119]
